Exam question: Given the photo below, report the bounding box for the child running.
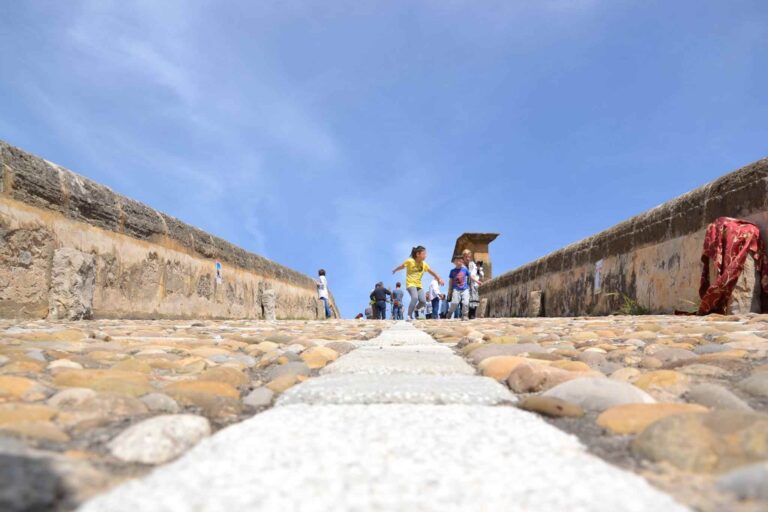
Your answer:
[447,255,480,321]
[392,246,444,321]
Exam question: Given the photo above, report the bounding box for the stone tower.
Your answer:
[452,233,499,279]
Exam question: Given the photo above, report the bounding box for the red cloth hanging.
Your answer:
[698,217,768,315]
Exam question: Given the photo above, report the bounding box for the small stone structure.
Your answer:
[527,291,544,317]
[717,254,761,315]
[0,140,336,320]
[481,158,768,316]
[452,233,498,279]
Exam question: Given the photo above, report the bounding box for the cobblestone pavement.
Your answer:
[1,316,767,511]
[0,319,383,511]
[419,314,768,512]
[80,322,685,512]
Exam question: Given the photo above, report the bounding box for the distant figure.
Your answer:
[370,282,392,320]
[364,304,374,320]
[447,255,472,321]
[463,250,484,319]
[392,246,444,321]
[439,294,449,319]
[428,278,441,320]
[392,282,404,320]
[316,269,331,319]
[355,313,364,320]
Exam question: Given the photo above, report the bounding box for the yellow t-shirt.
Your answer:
[403,258,430,289]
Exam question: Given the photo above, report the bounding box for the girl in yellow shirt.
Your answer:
[392,246,444,320]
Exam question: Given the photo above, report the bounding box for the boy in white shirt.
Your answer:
[316,269,331,319]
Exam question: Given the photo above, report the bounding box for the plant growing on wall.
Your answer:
[615,294,650,315]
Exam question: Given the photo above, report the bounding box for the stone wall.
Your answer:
[0,140,335,320]
[482,158,768,317]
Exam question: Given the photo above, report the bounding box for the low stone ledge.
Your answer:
[0,140,336,319]
[0,140,314,289]
[483,157,768,316]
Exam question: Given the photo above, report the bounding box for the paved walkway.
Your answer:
[80,322,687,512]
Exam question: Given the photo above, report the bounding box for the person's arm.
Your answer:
[392,263,405,274]
[427,268,444,286]
[370,291,375,301]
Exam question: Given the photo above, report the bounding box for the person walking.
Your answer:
[392,246,444,321]
[429,277,441,320]
[392,282,405,320]
[439,294,449,318]
[447,255,474,321]
[462,250,485,319]
[316,269,331,319]
[370,282,392,320]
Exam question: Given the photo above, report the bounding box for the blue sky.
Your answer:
[1,0,767,317]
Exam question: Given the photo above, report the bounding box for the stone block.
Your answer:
[729,253,761,314]
[527,290,544,317]
[48,248,95,320]
[708,253,761,315]
[262,288,276,321]
[477,298,489,318]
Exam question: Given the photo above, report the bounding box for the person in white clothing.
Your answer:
[462,250,485,319]
[316,269,331,319]
[429,278,442,320]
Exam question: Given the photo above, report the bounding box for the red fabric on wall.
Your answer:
[698,217,768,315]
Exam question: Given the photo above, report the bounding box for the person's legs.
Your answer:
[447,292,459,318]
[468,304,477,320]
[431,297,440,319]
[321,297,331,319]
[407,287,419,319]
[460,290,470,320]
[376,302,386,320]
[417,288,427,311]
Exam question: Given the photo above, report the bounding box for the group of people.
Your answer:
[317,245,486,321]
[363,246,484,321]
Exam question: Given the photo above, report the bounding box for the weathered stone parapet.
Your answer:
[482,157,768,317]
[0,141,314,288]
[0,140,337,320]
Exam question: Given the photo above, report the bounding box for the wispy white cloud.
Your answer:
[64,0,340,164]
[67,0,197,103]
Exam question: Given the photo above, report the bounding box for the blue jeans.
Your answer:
[375,302,387,320]
[431,298,440,319]
[392,305,403,320]
[320,297,331,318]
